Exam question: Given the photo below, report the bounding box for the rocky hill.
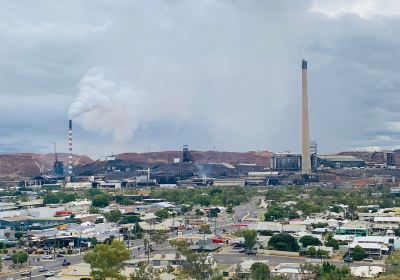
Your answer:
[0,150,272,178]
[0,153,93,178]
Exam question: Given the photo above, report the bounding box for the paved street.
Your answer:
[0,254,85,280]
[0,196,380,280]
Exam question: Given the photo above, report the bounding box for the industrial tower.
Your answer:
[301,59,311,173]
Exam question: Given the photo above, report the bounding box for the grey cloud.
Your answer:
[1,0,400,158]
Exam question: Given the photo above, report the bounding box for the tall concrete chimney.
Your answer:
[301,59,311,173]
[68,119,73,175]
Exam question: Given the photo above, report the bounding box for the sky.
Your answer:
[1,0,400,159]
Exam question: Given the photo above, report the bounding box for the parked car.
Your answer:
[44,271,55,277]
[38,266,48,272]
[56,253,64,257]
[245,250,257,256]
[2,254,11,260]
[62,259,71,266]
[20,271,31,276]
[363,257,373,262]
[344,257,353,263]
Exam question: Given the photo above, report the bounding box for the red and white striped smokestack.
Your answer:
[68,119,73,175]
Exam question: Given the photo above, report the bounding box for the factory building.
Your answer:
[310,141,318,171]
[384,151,396,166]
[318,155,365,169]
[270,153,301,171]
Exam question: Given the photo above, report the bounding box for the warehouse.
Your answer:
[318,155,365,169]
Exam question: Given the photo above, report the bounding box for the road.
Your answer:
[0,254,85,280]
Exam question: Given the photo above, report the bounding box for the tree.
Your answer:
[198,224,212,234]
[324,233,339,250]
[154,209,170,220]
[151,232,167,245]
[14,232,23,240]
[43,193,61,204]
[181,251,214,280]
[307,246,317,257]
[268,233,299,252]
[180,205,192,214]
[120,215,141,224]
[386,249,400,267]
[130,262,160,280]
[300,235,322,247]
[394,226,400,237]
[11,251,28,266]
[195,209,204,216]
[243,229,257,250]
[84,240,130,280]
[352,245,365,261]
[4,232,11,239]
[209,208,221,218]
[92,194,110,208]
[104,209,122,223]
[89,206,101,214]
[250,262,270,280]
[226,206,234,214]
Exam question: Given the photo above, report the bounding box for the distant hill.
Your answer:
[0,150,272,178]
[0,153,93,178]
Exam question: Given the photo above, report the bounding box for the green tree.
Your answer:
[155,209,170,220]
[4,232,11,239]
[181,251,214,280]
[386,249,400,267]
[14,232,23,240]
[352,245,365,261]
[151,232,167,245]
[324,233,339,250]
[243,229,257,250]
[104,209,122,223]
[250,262,270,280]
[198,224,212,234]
[209,208,221,218]
[92,194,110,208]
[61,193,77,203]
[300,235,322,247]
[307,246,317,257]
[268,233,299,252]
[195,209,204,216]
[89,206,101,214]
[84,240,130,280]
[180,205,192,214]
[226,206,234,214]
[120,215,141,224]
[394,226,400,237]
[43,193,61,204]
[11,251,28,266]
[130,262,160,280]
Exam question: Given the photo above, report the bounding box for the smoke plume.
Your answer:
[68,69,145,142]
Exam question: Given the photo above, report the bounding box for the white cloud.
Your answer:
[310,0,400,18]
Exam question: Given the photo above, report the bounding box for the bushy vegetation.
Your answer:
[264,185,400,219]
[43,192,77,204]
[268,233,299,252]
[150,186,256,206]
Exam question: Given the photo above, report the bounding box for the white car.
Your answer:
[38,266,48,272]
[44,271,55,277]
[42,255,53,260]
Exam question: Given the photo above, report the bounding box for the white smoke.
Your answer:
[68,69,145,142]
